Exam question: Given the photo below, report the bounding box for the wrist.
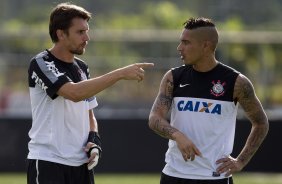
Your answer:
[113,68,124,80]
[87,131,101,146]
[171,130,183,141]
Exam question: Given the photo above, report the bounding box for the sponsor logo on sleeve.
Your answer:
[31,71,48,91]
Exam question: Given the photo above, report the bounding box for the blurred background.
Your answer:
[0,0,282,177]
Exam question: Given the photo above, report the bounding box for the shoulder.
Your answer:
[171,65,190,73]
[74,57,86,65]
[218,62,240,75]
[218,62,237,71]
[171,65,191,82]
[235,74,253,90]
[234,73,255,100]
[75,57,87,64]
[29,50,51,71]
[30,50,49,62]
[158,70,174,91]
[74,57,89,70]
[161,70,173,83]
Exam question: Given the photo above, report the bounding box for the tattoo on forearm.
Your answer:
[152,118,178,139]
[238,125,268,165]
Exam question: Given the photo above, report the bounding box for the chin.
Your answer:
[71,50,84,55]
[186,59,197,65]
[180,58,186,64]
[183,60,192,65]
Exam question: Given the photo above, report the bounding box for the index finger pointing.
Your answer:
[136,63,154,69]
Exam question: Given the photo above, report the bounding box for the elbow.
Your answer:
[261,116,270,134]
[148,114,156,130]
[67,90,86,102]
[264,120,270,135]
[69,96,83,103]
[63,88,85,102]
[58,82,86,102]
[253,119,269,138]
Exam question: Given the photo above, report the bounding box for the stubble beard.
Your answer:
[70,47,85,55]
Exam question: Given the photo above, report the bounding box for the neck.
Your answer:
[192,56,218,72]
[49,44,74,63]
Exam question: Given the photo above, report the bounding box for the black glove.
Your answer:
[87,131,102,158]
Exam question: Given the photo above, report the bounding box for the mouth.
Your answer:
[81,42,88,48]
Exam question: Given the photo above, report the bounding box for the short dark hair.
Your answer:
[49,2,92,43]
[183,17,215,30]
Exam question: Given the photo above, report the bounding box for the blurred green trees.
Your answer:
[0,0,282,115]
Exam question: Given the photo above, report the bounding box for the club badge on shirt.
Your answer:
[211,80,226,97]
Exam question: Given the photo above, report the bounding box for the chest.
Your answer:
[57,62,87,83]
[173,70,235,102]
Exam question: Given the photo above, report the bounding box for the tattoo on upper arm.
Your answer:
[152,78,173,113]
[150,74,177,139]
[165,79,173,98]
[236,75,267,124]
[238,78,255,108]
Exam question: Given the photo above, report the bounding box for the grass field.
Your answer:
[0,172,282,184]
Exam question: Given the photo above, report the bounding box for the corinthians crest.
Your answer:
[211,80,226,97]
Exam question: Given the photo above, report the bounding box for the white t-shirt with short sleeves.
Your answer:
[28,50,98,166]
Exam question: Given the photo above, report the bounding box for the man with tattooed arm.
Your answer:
[148,17,269,184]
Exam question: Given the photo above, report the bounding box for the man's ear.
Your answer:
[203,40,214,52]
[56,29,65,41]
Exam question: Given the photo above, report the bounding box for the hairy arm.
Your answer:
[148,70,178,139]
[234,74,269,167]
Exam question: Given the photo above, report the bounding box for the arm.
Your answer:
[148,70,201,161]
[58,63,154,102]
[89,109,98,132]
[85,109,101,169]
[148,70,176,139]
[217,74,269,175]
[235,74,269,166]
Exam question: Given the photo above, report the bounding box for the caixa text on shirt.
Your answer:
[177,100,221,115]
[32,71,48,91]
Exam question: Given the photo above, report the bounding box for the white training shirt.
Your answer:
[27,50,98,166]
[163,63,239,179]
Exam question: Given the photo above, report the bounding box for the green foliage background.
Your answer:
[0,0,282,113]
